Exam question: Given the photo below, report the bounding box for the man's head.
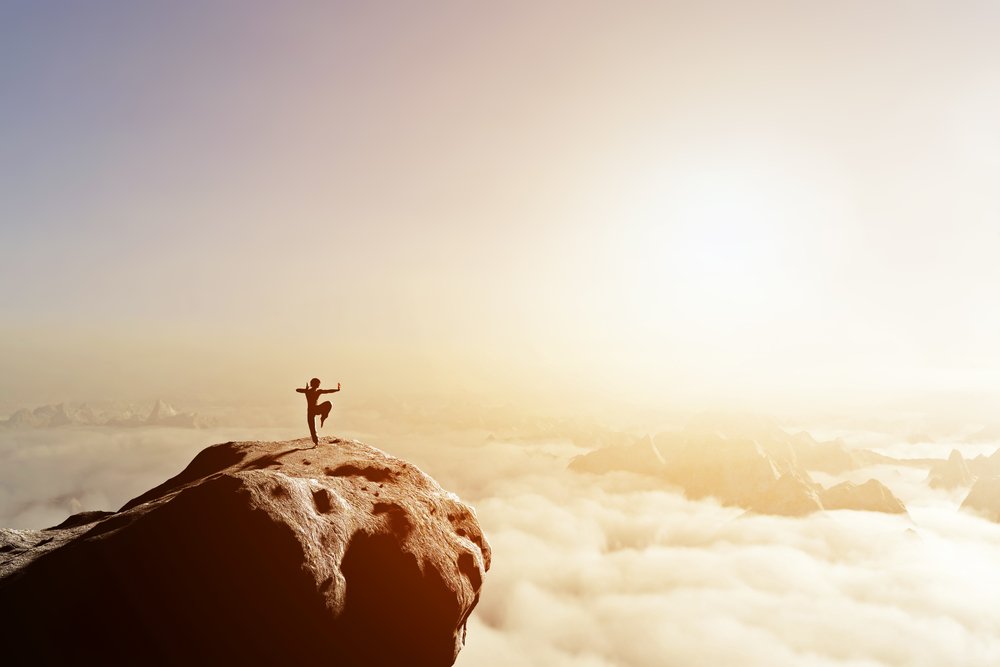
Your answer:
[310,378,321,389]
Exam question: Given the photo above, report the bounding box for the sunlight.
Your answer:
[668,171,783,301]
[616,161,804,328]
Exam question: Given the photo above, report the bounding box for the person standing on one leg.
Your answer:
[296,378,341,445]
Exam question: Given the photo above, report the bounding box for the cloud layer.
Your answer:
[3,426,1000,665]
[438,439,1000,667]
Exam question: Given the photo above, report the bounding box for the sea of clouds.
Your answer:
[418,436,1000,667]
[3,425,1000,665]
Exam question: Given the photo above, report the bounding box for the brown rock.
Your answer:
[0,438,490,666]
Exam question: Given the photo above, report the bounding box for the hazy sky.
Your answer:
[3,1,1000,413]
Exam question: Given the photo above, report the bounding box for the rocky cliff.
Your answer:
[0,437,490,666]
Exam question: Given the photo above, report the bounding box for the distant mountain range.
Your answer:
[568,412,1000,520]
[1,400,210,429]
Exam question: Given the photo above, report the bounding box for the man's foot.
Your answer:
[320,414,328,427]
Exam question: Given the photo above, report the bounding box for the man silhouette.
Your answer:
[296,378,341,445]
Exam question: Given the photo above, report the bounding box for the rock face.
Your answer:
[927,449,975,489]
[821,480,907,514]
[0,438,490,666]
[961,476,1000,522]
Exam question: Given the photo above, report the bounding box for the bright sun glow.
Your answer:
[614,159,829,329]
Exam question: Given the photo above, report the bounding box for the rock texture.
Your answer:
[0,437,490,666]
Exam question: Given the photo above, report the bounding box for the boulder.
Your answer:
[0,438,490,666]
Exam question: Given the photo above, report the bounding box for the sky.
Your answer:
[3,1,1000,416]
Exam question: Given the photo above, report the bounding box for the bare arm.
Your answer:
[319,383,341,394]
[296,379,309,393]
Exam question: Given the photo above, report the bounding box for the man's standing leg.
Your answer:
[308,412,318,445]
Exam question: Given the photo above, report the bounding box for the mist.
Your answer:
[456,457,1000,665]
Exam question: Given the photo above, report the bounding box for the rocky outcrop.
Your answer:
[821,479,907,514]
[927,449,975,490]
[0,437,490,666]
[961,476,1000,522]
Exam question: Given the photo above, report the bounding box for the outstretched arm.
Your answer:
[320,382,342,394]
[296,379,309,393]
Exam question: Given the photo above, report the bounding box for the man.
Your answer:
[296,378,341,445]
